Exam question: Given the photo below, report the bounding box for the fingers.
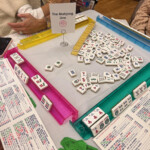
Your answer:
[17,13,32,18]
[8,22,24,28]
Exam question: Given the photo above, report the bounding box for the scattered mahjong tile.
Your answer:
[98,77,106,84]
[137,56,143,63]
[68,69,76,77]
[77,56,84,63]
[77,85,86,94]
[83,82,92,89]
[91,84,100,93]
[112,74,120,81]
[119,70,130,80]
[80,76,88,84]
[45,65,54,72]
[72,78,81,87]
[80,71,87,77]
[103,72,112,78]
[54,60,62,67]
[96,58,105,64]
[84,58,91,64]
[126,45,133,51]
[105,77,114,83]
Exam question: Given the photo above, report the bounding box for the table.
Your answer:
[5,10,150,149]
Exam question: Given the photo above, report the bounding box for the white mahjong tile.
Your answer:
[21,71,29,84]
[96,58,105,64]
[90,118,105,136]
[37,81,48,90]
[98,77,106,84]
[121,48,128,53]
[105,77,114,83]
[68,69,76,77]
[126,94,132,105]
[80,76,88,84]
[77,56,84,63]
[91,84,100,93]
[91,73,99,79]
[133,82,147,98]
[16,58,24,65]
[83,82,92,89]
[131,56,138,62]
[118,102,124,113]
[54,60,62,67]
[80,71,87,77]
[125,65,133,72]
[126,45,133,51]
[77,85,86,94]
[82,107,105,128]
[111,104,120,117]
[112,74,120,81]
[132,61,140,68]
[89,53,95,60]
[89,77,98,84]
[119,40,125,46]
[43,95,52,111]
[72,78,81,87]
[41,95,46,106]
[45,65,54,72]
[84,58,91,64]
[137,56,144,63]
[90,114,109,137]
[78,51,85,56]
[96,52,102,58]
[103,72,112,78]
[119,70,130,79]
[31,75,40,81]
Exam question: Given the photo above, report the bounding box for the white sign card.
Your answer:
[50,3,76,33]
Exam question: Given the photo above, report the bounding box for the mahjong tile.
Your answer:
[91,84,100,93]
[54,60,62,67]
[68,69,76,77]
[77,85,86,94]
[72,78,81,87]
[45,65,54,72]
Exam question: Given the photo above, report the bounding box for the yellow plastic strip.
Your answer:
[18,17,94,50]
[71,20,96,56]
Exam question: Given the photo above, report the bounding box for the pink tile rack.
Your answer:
[4,47,78,125]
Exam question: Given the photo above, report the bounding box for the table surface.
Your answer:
[7,10,150,149]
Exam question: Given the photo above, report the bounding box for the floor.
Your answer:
[94,0,139,23]
[0,1,139,150]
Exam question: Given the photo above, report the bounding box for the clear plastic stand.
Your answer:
[60,29,68,47]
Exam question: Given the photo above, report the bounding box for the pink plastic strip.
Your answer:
[4,47,78,125]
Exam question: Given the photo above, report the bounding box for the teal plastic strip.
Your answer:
[96,16,150,52]
[70,63,150,140]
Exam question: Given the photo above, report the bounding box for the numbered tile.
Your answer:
[41,95,52,111]
[54,60,62,67]
[77,85,86,94]
[68,69,76,77]
[45,65,54,72]
[91,84,100,93]
[72,78,81,87]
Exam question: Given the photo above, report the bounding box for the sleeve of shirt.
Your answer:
[18,4,44,19]
[0,0,29,17]
[130,0,150,34]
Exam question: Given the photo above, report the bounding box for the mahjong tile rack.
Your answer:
[4,47,78,125]
[70,62,150,140]
[96,16,150,52]
[17,15,94,50]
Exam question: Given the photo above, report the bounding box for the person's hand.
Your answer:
[8,13,47,35]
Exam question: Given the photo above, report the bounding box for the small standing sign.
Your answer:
[50,3,76,47]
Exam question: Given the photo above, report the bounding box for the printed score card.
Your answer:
[93,87,150,150]
[50,3,76,33]
[0,59,57,150]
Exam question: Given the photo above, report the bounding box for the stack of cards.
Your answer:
[59,137,98,150]
[14,64,29,84]
[31,74,48,90]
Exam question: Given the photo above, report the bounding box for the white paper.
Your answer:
[50,3,76,33]
[0,59,57,150]
[93,87,150,150]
